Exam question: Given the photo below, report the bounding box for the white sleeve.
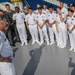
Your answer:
[73,18,75,25]
[65,9,68,15]
[22,13,26,19]
[36,15,39,21]
[46,14,49,20]
[44,14,47,20]
[34,14,37,21]
[25,15,28,22]
[12,14,16,20]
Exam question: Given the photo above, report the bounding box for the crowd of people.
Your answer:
[0,1,75,52]
[0,1,75,75]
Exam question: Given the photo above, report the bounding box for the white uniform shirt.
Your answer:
[36,13,47,25]
[56,13,65,23]
[42,9,49,14]
[61,7,68,21]
[13,12,25,24]
[34,9,39,14]
[0,31,13,58]
[25,13,37,25]
[67,16,75,27]
[47,11,56,23]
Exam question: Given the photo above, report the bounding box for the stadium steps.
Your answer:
[45,0,68,8]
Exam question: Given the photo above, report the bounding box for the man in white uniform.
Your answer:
[67,9,75,52]
[25,8,40,45]
[47,5,57,45]
[60,1,68,21]
[42,4,49,14]
[56,7,67,48]
[13,6,28,46]
[0,15,16,75]
[34,4,41,14]
[36,7,49,45]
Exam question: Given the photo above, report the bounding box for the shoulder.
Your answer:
[71,16,75,21]
[26,14,29,18]
[0,31,5,39]
[62,7,68,12]
[53,11,56,14]
[42,12,46,14]
[21,11,25,14]
[13,13,16,16]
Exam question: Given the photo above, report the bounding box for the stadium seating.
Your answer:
[23,0,75,10]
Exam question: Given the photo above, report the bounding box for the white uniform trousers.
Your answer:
[57,22,67,46]
[48,24,58,43]
[29,24,39,42]
[68,26,75,48]
[16,23,27,43]
[0,62,16,75]
[38,25,49,42]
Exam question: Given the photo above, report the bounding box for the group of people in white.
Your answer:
[0,1,75,75]
[12,1,75,52]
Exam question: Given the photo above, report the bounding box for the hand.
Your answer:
[69,30,72,33]
[49,24,52,28]
[5,56,12,63]
[27,26,29,30]
[40,25,43,29]
[56,29,59,33]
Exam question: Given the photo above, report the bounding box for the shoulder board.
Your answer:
[71,18,74,20]
[42,12,45,14]
[54,11,56,14]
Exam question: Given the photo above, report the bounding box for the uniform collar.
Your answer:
[16,11,21,14]
[29,13,34,16]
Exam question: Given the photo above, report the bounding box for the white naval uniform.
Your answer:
[13,12,27,44]
[67,16,75,49]
[42,9,49,15]
[42,9,50,33]
[61,7,68,21]
[25,13,39,43]
[56,13,67,47]
[36,12,49,44]
[34,9,39,14]
[47,11,58,43]
[0,31,16,75]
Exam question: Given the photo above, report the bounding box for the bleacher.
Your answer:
[23,0,58,10]
[23,0,75,10]
[0,0,75,10]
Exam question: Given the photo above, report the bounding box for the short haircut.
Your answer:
[38,7,42,10]
[29,7,33,10]
[37,3,41,5]
[5,4,10,7]
[60,0,64,3]
[43,4,47,6]
[68,9,74,13]
[57,7,61,10]
[15,6,20,10]
[48,5,53,9]
[71,4,75,7]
